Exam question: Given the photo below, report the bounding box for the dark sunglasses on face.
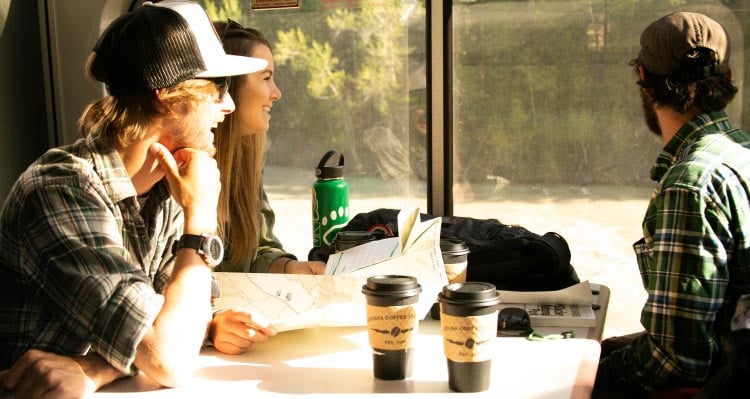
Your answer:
[207,77,230,99]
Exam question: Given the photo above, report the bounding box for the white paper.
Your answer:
[324,237,401,275]
[498,281,594,305]
[498,302,596,327]
[497,282,597,328]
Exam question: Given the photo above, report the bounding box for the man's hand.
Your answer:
[150,143,220,233]
[210,309,277,355]
[0,349,125,399]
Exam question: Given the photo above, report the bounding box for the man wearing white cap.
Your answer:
[0,1,274,396]
[594,11,750,396]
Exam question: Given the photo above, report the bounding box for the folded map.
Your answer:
[212,207,448,332]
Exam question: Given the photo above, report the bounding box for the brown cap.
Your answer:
[90,0,266,96]
[635,12,729,77]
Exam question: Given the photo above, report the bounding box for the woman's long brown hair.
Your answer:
[213,21,272,271]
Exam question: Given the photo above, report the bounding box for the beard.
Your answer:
[640,89,662,137]
[172,131,217,157]
[169,111,218,157]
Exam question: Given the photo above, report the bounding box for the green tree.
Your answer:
[201,0,418,172]
[199,0,747,187]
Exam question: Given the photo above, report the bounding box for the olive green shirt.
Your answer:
[216,185,295,273]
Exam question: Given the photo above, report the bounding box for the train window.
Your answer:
[451,0,747,337]
[197,0,748,337]
[198,0,428,255]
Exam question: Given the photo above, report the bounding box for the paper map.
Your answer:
[212,273,368,331]
[212,208,448,332]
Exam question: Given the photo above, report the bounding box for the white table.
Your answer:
[97,285,609,399]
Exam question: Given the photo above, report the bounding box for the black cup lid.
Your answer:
[362,275,422,297]
[438,282,500,306]
[440,238,469,254]
[336,231,376,242]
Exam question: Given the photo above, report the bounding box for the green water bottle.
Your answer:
[312,149,350,248]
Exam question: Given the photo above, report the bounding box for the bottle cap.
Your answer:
[316,149,345,179]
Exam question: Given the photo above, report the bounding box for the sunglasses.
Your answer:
[220,18,245,42]
[497,307,575,340]
[205,19,247,100]
[207,76,230,99]
[497,307,532,337]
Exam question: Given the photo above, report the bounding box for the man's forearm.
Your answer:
[0,349,127,398]
[135,250,213,387]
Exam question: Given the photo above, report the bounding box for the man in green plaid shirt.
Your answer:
[594,12,750,396]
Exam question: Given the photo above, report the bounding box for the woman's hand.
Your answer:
[278,259,326,275]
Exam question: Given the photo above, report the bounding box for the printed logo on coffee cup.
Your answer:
[445,260,468,283]
[366,304,418,350]
[440,313,496,362]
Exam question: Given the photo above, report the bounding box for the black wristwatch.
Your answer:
[172,234,224,267]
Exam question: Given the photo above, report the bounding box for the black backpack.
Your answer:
[311,208,580,291]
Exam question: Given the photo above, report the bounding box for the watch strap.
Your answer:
[171,234,223,267]
[172,234,205,255]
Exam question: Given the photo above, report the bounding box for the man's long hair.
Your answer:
[636,48,738,113]
[79,52,216,147]
[213,21,273,271]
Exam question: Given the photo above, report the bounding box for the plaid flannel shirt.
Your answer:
[596,111,750,392]
[0,135,181,374]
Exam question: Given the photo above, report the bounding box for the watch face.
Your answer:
[203,235,224,265]
[209,238,222,258]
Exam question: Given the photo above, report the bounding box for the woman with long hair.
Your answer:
[213,20,325,275]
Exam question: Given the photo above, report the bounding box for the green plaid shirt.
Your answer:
[597,111,750,392]
[0,135,181,374]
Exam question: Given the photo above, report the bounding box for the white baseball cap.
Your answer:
[91,0,267,95]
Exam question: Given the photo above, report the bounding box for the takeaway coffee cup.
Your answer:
[361,275,422,380]
[438,281,501,392]
[440,238,470,283]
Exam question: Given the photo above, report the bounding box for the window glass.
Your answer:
[452,0,747,337]
[200,0,748,339]
[200,0,428,257]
